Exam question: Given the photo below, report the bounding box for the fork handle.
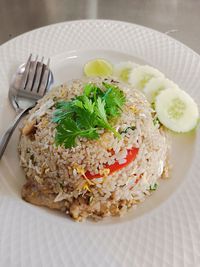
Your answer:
[0,107,32,160]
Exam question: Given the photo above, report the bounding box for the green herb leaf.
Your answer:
[95,97,108,123]
[73,99,84,109]
[83,84,96,96]
[153,116,160,127]
[76,108,97,129]
[94,97,121,138]
[149,183,158,191]
[102,82,126,118]
[120,126,136,134]
[83,96,95,113]
[52,101,74,123]
[55,117,98,148]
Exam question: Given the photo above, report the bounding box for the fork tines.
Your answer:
[19,54,51,99]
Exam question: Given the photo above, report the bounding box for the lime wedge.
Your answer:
[84,59,113,77]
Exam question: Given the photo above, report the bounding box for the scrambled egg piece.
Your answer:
[130,105,139,114]
[73,163,94,185]
[99,168,110,177]
[82,183,91,192]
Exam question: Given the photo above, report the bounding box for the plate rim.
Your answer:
[1,18,200,61]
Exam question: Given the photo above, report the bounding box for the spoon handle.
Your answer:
[0,107,32,160]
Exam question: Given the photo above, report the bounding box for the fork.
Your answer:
[0,54,54,160]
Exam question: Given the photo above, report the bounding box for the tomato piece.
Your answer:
[85,147,139,179]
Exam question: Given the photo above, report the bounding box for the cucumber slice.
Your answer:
[84,59,113,77]
[129,65,164,90]
[144,77,178,103]
[155,88,199,132]
[113,61,138,82]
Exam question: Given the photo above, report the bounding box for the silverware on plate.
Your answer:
[0,54,54,160]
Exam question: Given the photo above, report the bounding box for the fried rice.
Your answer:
[18,77,169,221]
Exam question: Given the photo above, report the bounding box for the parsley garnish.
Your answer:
[53,82,126,148]
[153,116,160,127]
[120,126,136,134]
[149,183,158,191]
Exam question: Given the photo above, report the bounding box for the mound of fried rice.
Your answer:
[18,78,169,221]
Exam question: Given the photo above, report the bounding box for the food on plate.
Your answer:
[113,61,138,82]
[112,61,199,132]
[143,77,178,103]
[19,77,169,221]
[129,65,164,90]
[84,59,113,77]
[155,88,199,132]
[19,58,199,222]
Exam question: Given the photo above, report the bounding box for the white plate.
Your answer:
[0,20,200,267]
